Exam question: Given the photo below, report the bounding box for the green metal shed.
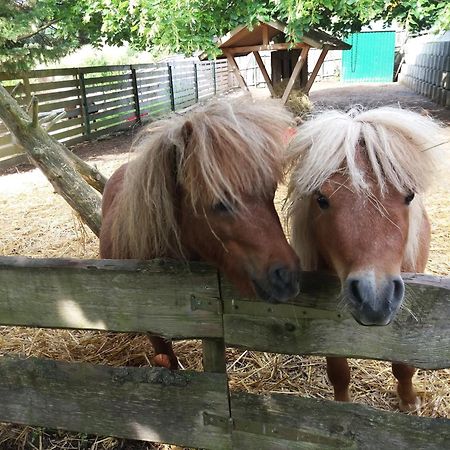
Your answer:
[342,31,396,83]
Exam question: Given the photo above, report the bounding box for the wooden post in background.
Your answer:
[194,63,199,102]
[77,70,91,137]
[167,63,175,111]
[304,45,330,94]
[130,66,141,125]
[281,45,310,104]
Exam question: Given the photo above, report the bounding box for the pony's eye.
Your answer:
[316,194,330,210]
[405,192,415,205]
[212,201,233,213]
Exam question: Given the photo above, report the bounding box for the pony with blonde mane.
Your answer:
[287,106,442,411]
[100,98,300,369]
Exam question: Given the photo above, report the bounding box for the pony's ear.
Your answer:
[181,120,194,146]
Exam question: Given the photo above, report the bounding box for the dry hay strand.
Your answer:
[272,80,312,118]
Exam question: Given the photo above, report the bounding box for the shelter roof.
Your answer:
[207,20,350,59]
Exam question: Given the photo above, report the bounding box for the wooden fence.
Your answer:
[0,60,230,169]
[0,256,449,449]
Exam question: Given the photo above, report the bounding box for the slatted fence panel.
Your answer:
[0,60,235,170]
[0,256,449,448]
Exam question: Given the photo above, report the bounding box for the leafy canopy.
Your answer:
[1,0,449,71]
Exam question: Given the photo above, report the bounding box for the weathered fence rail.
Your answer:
[0,60,230,169]
[0,256,449,449]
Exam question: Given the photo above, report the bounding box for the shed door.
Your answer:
[342,31,395,83]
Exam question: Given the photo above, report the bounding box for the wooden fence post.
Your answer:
[202,338,227,373]
[130,66,141,125]
[213,62,217,95]
[194,63,199,103]
[167,63,175,111]
[77,70,91,137]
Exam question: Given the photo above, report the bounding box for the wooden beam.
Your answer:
[262,24,269,46]
[304,45,329,94]
[0,357,231,450]
[232,392,450,449]
[221,272,450,370]
[0,257,222,339]
[252,51,276,97]
[225,42,306,55]
[224,51,249,92]
[281,45,310,104]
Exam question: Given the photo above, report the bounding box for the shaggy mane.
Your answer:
[110,97,293,259]
[287,106,443,270]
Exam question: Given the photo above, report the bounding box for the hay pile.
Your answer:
[0,129,449,449]
[272,80,312,118]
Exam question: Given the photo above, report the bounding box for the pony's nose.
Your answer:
[346,274,404,326]
[267,263,300,302]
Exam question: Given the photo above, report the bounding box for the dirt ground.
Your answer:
[0,82,449,449]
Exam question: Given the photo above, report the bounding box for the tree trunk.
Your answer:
[0,83,103,236]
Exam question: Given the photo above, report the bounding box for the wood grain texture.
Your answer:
[0,356,231,450]
[231,392,450,449]
[0,257,222,338]
[222,272,450,369]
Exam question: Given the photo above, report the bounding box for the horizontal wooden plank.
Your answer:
[0,357,231,450]
[85,80,133,96]
[174,90,195,100]
[136,69,169,80]
[0,133,12,146]
[90,114,133,132]
[175,99,197,110]
[78,65,132,75]
[133,63,167,70]
[0,143,22,159]
[30,79,78,92]
[0,257,222,339]
[231,392,450,449]
[47,116,84,133]
[50,126,84,141]
[0,153,28,171]
[172,70,195,78]
[139,103,172,116]
[139,92,171,105]
[223,272,450,369]
[90,96,135,113]
[86,122,134,141]
[36,88,80,103]
[39,98,81,113]
[139,83,170,95]
[0,68,77,80]
[86,88,134,105]
[63,134,89,147]
[90,103,136,122]
[84,73,132,86]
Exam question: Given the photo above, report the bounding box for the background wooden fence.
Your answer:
[0,256,449,449]
[0,60,230,169]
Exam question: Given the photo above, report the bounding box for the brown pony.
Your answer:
[100,98,300,369]
[287,106,442,411]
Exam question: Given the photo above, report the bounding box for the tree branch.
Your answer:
[15,19,59,42]
[0,83,102,236]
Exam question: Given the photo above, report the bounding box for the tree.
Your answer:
[83,0,450,59]
[0,0,101,71]
[1,1,449,72]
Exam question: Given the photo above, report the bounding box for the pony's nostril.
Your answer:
[392,278,405,302]
[349,279,363,304]
[268,264,295,288]
[269,265,289,285]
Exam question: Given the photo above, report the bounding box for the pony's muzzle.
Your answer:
[252,264,300,303]
[345,274,404,326]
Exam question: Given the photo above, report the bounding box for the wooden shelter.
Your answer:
[205,20,351,103]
